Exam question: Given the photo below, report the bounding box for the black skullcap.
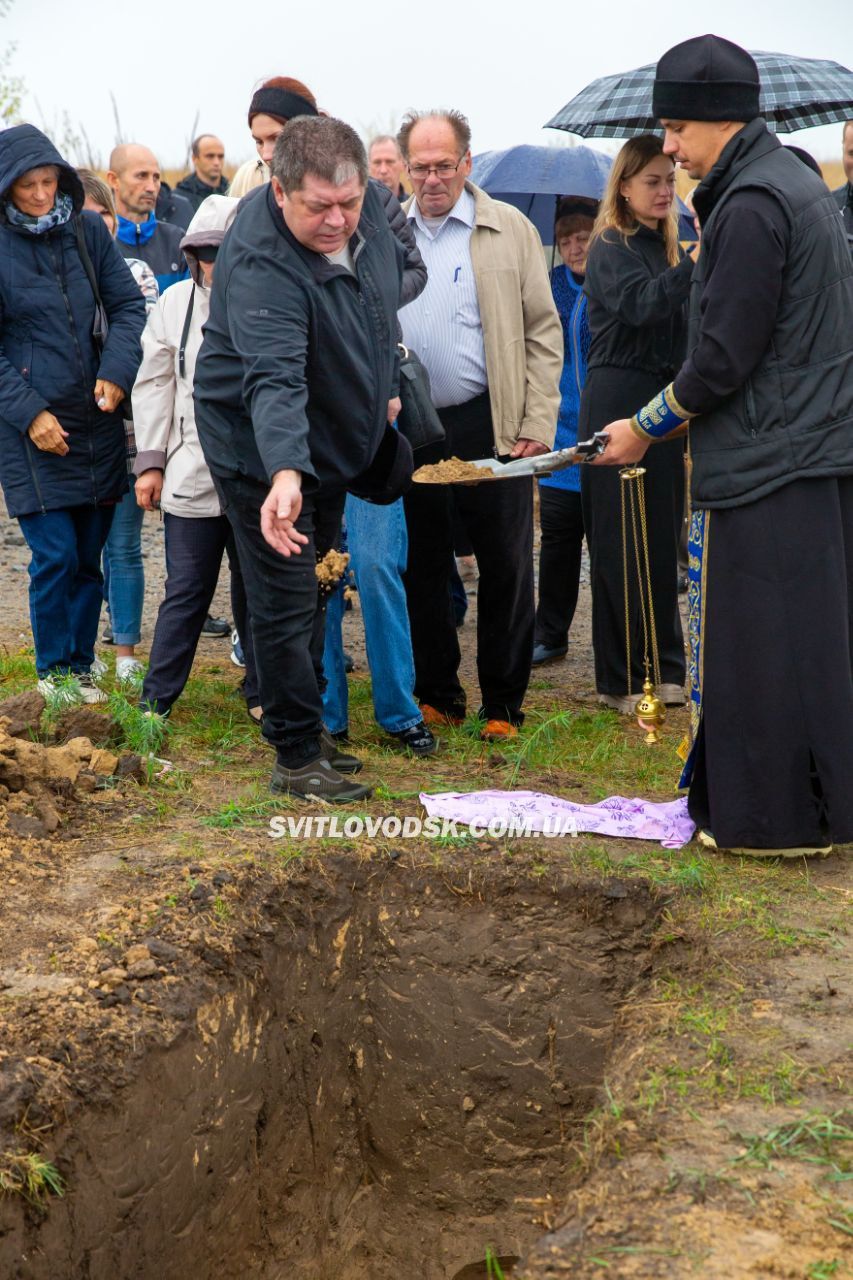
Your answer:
[653,34,760,123]
[248,87,319,128]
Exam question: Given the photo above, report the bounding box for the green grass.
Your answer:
[733,1113,852,1178]
[0,1152,64,1205]
[484,1248,508,1279]
[807,1262,843,1280]
[0,645,37,694]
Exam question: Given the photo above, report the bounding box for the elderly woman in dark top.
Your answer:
[0,125,146,703]
[579,134,696,713]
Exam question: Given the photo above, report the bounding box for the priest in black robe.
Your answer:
[595,34,853,857]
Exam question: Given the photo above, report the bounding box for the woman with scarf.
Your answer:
[0,126,146,703]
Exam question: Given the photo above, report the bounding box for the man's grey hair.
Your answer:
[397,110,471,162]
[368,134,402,157]
[271,117,367,195]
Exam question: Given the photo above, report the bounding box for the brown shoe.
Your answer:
[480,719,519,741]
[420,703,465,728]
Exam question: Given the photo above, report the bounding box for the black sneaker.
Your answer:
[532,642,568,665]
[101,625,115,645]
[320,727,363,774]
[201,613,230,637]
[343,650,355,673]
[390,722,439,757]
[270,756,372,801]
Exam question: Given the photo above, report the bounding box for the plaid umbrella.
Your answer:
[545,51,853,137]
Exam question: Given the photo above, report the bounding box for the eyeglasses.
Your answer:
[407,158,464,181]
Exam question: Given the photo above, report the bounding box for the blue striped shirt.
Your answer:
[399,188,488,409]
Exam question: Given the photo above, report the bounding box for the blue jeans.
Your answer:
[18,504,115,677]
[102,486,145,645]
[323,495,421,736]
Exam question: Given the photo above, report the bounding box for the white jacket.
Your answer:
[132,195,238,518]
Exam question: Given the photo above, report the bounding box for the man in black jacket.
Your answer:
[195,116,412,801]
[176,134,230,214]
[596,35,853,858]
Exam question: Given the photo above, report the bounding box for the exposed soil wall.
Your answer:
[0,864,661,1280]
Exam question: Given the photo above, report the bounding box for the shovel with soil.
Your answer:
[412,432,609,485]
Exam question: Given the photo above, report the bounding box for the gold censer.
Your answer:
[619,467,665,745]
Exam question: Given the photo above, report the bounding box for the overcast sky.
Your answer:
[4,0,851,170]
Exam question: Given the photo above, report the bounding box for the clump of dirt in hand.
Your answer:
[315,549,350,592]
[412,457,493,484]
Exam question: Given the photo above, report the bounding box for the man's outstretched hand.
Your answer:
[590,419,650,466]
[260,470,309,556]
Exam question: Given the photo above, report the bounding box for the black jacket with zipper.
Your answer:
[674,118,853,509]
[194,180,405,496]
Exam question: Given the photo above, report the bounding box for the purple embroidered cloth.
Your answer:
[419,790,696,848]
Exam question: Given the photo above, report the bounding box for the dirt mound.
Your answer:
[0,688,45,738]
[0,721,121,840]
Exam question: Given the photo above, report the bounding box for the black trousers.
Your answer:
[141,513,258,715]
[534,486,585,650]
[403,390,534,723]
[688,476,853,849]
[580,437,685,696]
[215,473,345,763]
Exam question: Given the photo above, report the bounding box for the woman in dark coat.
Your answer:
[579,134,694,712]
[0,125,146,701]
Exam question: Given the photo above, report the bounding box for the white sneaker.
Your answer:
[90,657,108,681]
[116,657,145,686]
[77,674,108,704]
[37,675,83,707]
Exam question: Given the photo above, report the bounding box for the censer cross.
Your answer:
[620,467,666,744]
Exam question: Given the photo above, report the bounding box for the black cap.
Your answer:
[653,35,760,123]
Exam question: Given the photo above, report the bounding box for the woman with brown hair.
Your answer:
[228,76,320,196]
[579,134,695,712]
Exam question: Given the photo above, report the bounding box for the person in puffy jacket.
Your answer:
[132,195,260,721]
[0,125,146,703]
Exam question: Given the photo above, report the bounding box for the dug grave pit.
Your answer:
[0,859,662,1279]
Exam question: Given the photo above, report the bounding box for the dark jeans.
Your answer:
[535,486,584,650]
[18,504,115,677]
[215,474,345,763]
[402,390,534,724]
[141,513,258,715]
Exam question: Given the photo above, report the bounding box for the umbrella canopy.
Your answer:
[470,144,611,240]
[545,51,853,138]
[470,143,696,243]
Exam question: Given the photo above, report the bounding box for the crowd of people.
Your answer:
[0,36,851,855]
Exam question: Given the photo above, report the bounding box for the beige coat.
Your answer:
[132,196,239,518]
[406,182,563,454]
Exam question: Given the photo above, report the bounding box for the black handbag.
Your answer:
[75,217,110,354]
[396,343,445,452]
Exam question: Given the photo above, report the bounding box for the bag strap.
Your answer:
[179,287,195,379]
[74,216,105,309]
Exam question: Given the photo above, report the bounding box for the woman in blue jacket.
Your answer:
[0,126,146,702]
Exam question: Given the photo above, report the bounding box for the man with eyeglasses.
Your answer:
[398,109,562,741]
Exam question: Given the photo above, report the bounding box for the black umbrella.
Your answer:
[545,50,853,137]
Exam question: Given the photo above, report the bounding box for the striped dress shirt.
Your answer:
[398,188,488,409]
